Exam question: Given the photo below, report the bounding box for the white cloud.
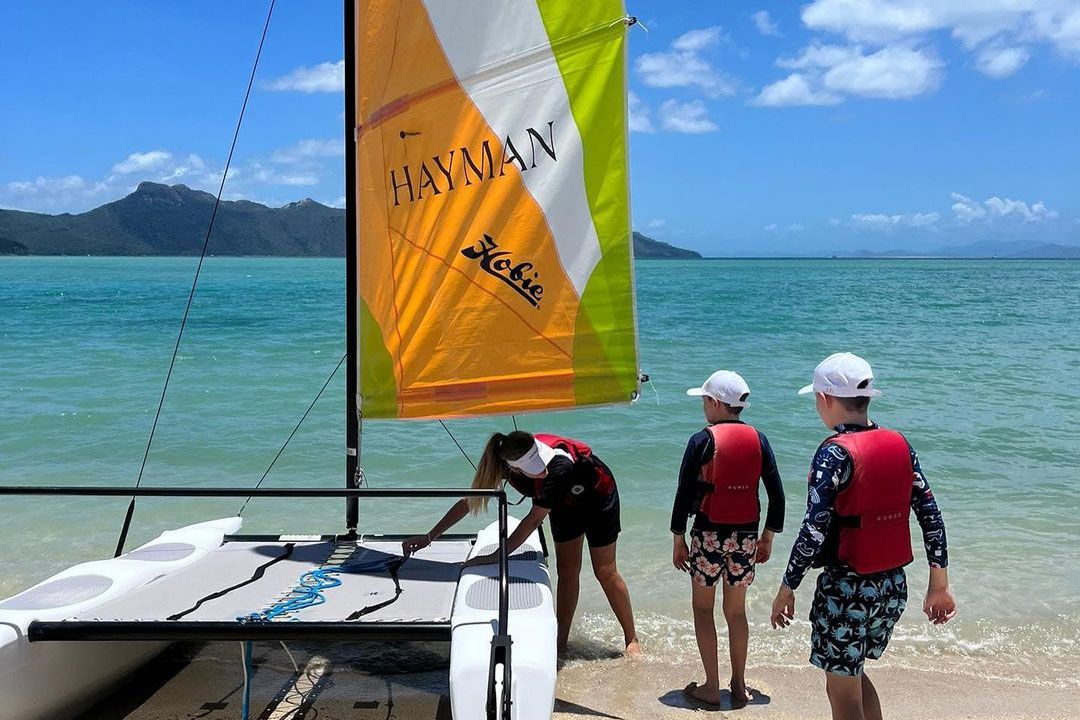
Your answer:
[635,27,736,98]
[752,73,843,106]
[250,164,319,186]
[951,192,1059,223]
[271,138,344,164]
[627,92,655,133]
[851,211,940,230]
[764,223,778,232]
[647,218,667,229]
[800,0,1080,66]
[752,10,780,37]
[756,44,941,106]
[823,46,942,99]
[265,60,345,93]
[658,99,719,133]
[975,45,1030,78]
[112,150,172,174]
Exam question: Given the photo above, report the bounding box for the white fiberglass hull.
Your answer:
[450,518,557,720]
[0,517,240,720]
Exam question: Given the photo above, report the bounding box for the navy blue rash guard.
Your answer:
[670,420,786,536]
[782,422,949,590]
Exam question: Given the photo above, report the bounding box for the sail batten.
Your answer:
[355,0,637,420]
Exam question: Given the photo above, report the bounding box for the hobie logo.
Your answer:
[461,234,544,308]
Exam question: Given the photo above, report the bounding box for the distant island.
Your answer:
[0,182,701,259]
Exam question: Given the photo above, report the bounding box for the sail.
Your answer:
[353,0,637,419]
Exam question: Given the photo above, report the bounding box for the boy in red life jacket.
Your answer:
[770,353,957,720]
[672,370,785,708]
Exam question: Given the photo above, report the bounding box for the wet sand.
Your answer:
[78,641,1080,720]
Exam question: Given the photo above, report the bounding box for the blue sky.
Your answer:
[2,1,1078,256]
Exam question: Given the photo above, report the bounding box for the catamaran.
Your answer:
[0,1,640,718]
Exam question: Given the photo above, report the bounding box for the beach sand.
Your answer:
[77,641,1079,720]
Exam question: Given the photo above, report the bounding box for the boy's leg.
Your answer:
[721,582,749,702]
[689,580,722,704]
[861,673,883,720]
[719,530,757,704]
[825,672,866,720]
[554,535,585,654]
[588,541,641,655]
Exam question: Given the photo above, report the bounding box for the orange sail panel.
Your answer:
[354,0,637,419]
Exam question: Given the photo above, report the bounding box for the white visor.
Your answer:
[504,442,547,476]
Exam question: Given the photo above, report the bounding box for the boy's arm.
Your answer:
[756,432,785,563]
[772,444,849,629]
[780,444,850,591]
[908,444,957,624]
[671,431,711,572]
[670,430,712,535]
[909,445,949,569]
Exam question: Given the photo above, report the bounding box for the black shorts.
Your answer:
[547,485,621,547]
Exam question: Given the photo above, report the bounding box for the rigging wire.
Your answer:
[237,352,347,516]
[112,0,278,557]
[439,420,477,471]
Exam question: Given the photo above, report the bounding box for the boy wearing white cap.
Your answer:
[770,353,956,720]
[673,370,785,708]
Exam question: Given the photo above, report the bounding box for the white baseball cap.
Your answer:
[798,352,883,398]
[686,370,751,408]
[504,439,556,476]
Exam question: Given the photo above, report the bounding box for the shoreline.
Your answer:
[74,640,1080,719]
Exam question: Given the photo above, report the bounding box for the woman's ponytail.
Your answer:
[469,432,507,514]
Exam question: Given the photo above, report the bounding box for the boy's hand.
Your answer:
[770,584,796,629]
[402,534,431,557]
[923,585,957,625]
[755,535,773,564]
[672,535,690,573]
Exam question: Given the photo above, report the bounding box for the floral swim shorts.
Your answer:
[688,528,757,588]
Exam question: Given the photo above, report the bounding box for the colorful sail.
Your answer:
[354,0,637,419]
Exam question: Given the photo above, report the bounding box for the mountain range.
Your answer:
[0,182,700,259]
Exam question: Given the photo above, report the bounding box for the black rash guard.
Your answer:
[670,420,786,536]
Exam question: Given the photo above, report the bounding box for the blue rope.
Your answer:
[239,566,345,622]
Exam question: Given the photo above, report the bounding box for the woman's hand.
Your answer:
[401,534,431,557]
[672,535,690,572]
[770,584,796,629]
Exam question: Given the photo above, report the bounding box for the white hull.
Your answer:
[0,517,240,720]
[450,518,557,720]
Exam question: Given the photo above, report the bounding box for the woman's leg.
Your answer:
[588,541,641,656]
[554,535,584,654]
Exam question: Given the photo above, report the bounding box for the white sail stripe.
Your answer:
[421,0,602,299]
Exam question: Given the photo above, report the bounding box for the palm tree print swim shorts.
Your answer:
[809,567,908,676]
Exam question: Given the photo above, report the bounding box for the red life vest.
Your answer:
[699,423,762,524]
[831,428,914,575]
[506,434,616,500]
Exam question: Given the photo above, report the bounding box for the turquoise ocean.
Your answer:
[1,257,1077,687]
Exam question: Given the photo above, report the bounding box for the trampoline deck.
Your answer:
[28,536,475,643]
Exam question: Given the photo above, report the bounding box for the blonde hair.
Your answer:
[468,430,535,514]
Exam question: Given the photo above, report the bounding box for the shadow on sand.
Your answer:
[554,697,625,718]
[658,686,772,712]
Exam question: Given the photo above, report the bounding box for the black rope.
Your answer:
[238,352,346,516]
[512,415,518,431]
[168,543,295,620]
[439,420,476,470]
[113,0,277,558]
[346,557,406,620]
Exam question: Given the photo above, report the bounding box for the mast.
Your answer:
[343,0,359,533]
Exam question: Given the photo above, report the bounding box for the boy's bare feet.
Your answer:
[682,681,722,707]
[625,638,643,658]
[730,679,749,708]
